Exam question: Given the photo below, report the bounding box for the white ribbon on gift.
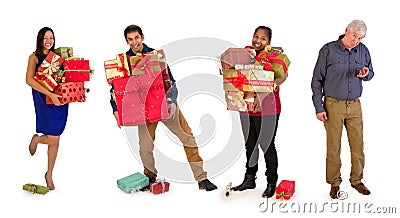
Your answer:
[152,178,166,193]
[41,54,62,76]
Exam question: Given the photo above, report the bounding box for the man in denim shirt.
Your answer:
[311,20,374,199]
[110,25,217,191]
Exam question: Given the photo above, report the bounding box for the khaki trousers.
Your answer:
[324,97,365,187]
[138,106,207,181]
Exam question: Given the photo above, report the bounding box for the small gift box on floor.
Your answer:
[276,180,295,200]
[23,183,49,195]
[117,172,149,194]
[150,179,170,195]
[46,82,86,104]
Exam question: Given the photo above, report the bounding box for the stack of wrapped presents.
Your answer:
[104,50,172,126]
[219,46,290,112]
[34,47,93,104]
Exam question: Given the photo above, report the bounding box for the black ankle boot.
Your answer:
[232,174,256,191]
[262,183,276,198]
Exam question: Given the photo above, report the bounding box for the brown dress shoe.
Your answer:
[330,186,340,199]
[351,182,371,195]
[29,134,39,156]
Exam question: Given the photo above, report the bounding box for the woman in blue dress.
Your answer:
[25,27,69,190]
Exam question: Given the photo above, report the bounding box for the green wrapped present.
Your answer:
[117,172,149,194]
[130,54,162,76]
[23,183,49,195]
[55,47,74,59]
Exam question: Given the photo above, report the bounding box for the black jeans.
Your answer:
[239,114,279,184]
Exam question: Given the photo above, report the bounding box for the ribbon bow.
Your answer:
[224,69,250,91]
[40,54,63,76]
[153,178,167,193]
[277,191,291,200]
[255,50,288,73]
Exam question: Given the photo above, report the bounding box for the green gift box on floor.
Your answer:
[117,172,149,194]
[23,183,49,195]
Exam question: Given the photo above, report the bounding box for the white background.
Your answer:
[1,0,399,217]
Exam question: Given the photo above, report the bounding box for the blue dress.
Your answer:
[32,54,69,136]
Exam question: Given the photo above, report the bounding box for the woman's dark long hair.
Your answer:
[35,27,55,58]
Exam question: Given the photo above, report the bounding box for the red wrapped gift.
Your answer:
[130,49,172,92]
[150,179,170,195]
[64,60,91,82]
[46,82,86,104]
[35,51,64,91]
[37,51,64,76]
[276,180,295,200]
[34,74,58,91]
[220,48,253,70]
[112,70,169,126]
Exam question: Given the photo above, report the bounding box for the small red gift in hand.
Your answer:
[276,180,295,200]
[150,179,170,195]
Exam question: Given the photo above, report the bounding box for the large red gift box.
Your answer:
[63,60,91,82]
[276,180,295,200]
[35,51,64,91]
[112,70,169,126]
[37,51,64,76]
[220,48,253,70]
[150,180,170,195]
[46,82,86,104]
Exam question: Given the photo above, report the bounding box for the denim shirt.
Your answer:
[311,35,374,113]
[109,43,178,112]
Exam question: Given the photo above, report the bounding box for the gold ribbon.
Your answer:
[40,54,62,76]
